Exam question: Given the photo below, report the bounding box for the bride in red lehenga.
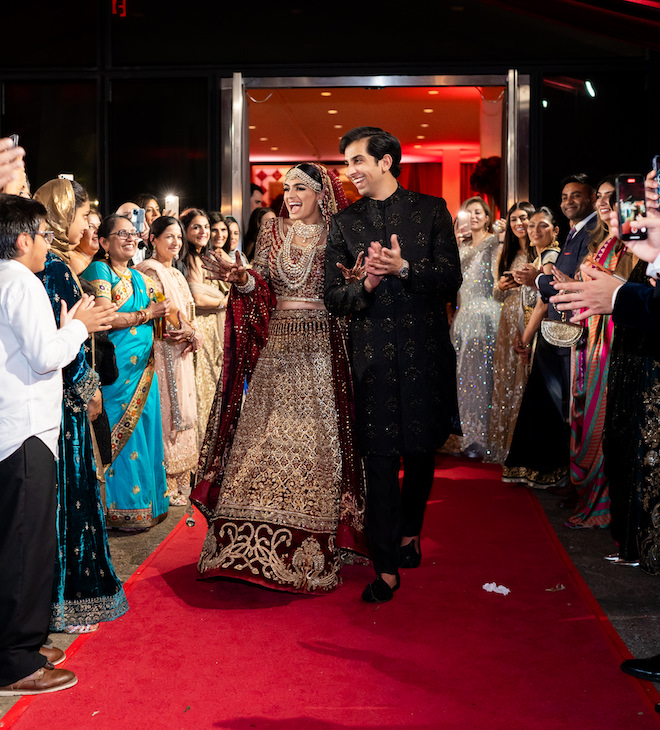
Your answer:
[191,163,367,593]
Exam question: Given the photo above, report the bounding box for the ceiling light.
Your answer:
[417,135,425,140]
[328,109,338,114]
[420,124,429,128]
[334,124,343,129]
[270,147,278,151]
[249,125,256,130]
[542,99,548,108]
[259,137,268,141]
[321,92,332,97]
[423,108,434,113]
[585,80,596,98]
[428,90,439,95]
[414,144,422,149]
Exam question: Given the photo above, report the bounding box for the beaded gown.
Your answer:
[187,260,228,446]
[487,249,529,464]
[195,218,366,593]
[451,234,502,456]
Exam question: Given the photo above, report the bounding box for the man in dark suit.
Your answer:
[325,126,462,603]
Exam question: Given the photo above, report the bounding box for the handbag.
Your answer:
[541,308,584,348]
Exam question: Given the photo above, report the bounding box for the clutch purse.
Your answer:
[541,310,584,348]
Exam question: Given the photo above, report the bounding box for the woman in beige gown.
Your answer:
[179,208,229,445]
[487,202,535,463]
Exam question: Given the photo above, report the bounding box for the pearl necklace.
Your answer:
[276,220,325,290]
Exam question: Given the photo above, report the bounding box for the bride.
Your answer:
[192,163,366,593]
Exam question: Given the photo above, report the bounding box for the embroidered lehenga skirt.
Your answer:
[198,309,346,592]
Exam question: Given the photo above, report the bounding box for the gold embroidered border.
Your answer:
[111,275,133,309]
[107,354,155,469]
[217,503,338,533]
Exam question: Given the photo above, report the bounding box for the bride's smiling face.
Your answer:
[283,179,321,223]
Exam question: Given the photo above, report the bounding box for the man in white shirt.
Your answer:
[0,194,116,696]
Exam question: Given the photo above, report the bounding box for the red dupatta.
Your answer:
[191,271,276,520]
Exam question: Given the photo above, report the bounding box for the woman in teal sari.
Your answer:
[83,214,170,530]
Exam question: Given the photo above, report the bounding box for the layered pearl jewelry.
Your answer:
[276,220,324,290]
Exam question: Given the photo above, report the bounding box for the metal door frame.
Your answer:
[221,72,530,224]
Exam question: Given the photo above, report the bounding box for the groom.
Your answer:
[324,126,462,602]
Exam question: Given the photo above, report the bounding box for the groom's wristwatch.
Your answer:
[398,260,410,279]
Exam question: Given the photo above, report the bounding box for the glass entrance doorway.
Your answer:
[220,73,529,228]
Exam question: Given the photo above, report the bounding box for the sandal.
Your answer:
[169,493,188,506]
[64,623,99,635]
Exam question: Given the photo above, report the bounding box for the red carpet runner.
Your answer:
[3,457,660,729]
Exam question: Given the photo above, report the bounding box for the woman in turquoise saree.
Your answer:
[83,214,170,530]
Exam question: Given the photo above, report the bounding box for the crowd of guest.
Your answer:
[448,173,659,587]
[2,127,660,697]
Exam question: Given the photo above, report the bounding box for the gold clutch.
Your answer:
[541,312,583,348]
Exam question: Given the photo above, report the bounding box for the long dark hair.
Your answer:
[179,208,210,273]
[223,215,240,255]
[148,215,185,259]
[497,201,535,278]
[588,175,616,254]
[243,207,275,261]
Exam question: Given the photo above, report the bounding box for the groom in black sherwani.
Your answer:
[325,126,462,603]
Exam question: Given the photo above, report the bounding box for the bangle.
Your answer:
[235,274,255,294]
[186,328,196,343]
[140,308,149,324]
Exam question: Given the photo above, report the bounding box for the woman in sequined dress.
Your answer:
[488,202,535,463]
[450,195,502,458]
[192,163,366,594]
[136,216,203,506]
[33,180,128,632]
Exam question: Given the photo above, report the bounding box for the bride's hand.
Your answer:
[202,250,234,281]
[336,251,366,283]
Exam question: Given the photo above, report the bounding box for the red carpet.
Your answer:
[3,457,660,729]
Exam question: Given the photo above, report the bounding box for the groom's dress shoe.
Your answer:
[400,542,421,569]
[621,653,660,681]
[361,574,400,603]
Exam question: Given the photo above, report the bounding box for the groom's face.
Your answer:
[344,139,389,200]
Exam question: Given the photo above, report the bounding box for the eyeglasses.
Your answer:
[111,229,140,240]
[35,230,55,244]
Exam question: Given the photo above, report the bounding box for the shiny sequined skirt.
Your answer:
[198,309,346,593]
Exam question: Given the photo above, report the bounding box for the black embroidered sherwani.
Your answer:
[324,185,462,457]
[324,185,462,576]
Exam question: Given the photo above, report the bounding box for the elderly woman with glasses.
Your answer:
[83,214,171,531]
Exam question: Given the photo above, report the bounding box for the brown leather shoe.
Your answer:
[39,645,66,666]
[0,666,77,696]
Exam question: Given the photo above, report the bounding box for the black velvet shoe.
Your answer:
[621,654,660,681]
[399,542,421,569]
[361,574,400,603]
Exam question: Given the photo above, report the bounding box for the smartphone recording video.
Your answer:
[616,174,647,241]
[130,208,146,237]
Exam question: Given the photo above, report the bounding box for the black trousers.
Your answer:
[0,437,56,685]
[364,452,435,575]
